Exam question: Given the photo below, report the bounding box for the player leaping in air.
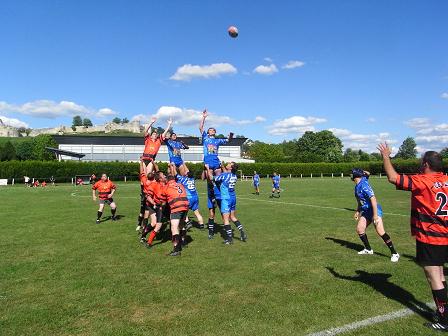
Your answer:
[141,117,170,175]
[92,174,118,224]
[165,117,190,176]
[199,109,233,178]
[351,168,399,262]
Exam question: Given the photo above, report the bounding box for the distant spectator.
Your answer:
[33,180,40,187]
[50,176,55,186]
[90,174,97,184]
[76,177,83,185]
[41,181,47,187]
[24,176,30,187]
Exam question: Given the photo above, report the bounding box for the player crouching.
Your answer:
[352,168,399,262]
[92,174,118,223]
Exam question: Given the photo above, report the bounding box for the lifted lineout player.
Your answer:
[199,109,233,178]
[92,174,117,223]
[165,117,190,176]
[270,172,281,198]
[211,162,247,244]
[379,143,448,332]
[141,117,170,175]
[351,168,399,262]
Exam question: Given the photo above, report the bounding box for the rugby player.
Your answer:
[270,172,281,198]
[351,168,399,262]
[206,174,222,239]
[162,175,189,256]
[253,171,260,195]
[92,174,117,223]
[136,161,157,235]
[170,164,204,230]
[212,162,247,244]
[199,109,233,178]
[165,117,190,176]
[378,143,448,331]
[142,117,170,175]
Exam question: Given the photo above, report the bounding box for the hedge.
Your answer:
[1,159,443,181]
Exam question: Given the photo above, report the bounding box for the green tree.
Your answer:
[122,118,129,124]
[72,115,83,130]
[0,141,17,161]
[296,130,343,162]
[112,117,122,124]
[32,135,58,161]
[440,148,448,159]
[395,137,417,159]
[246,141,284,162]
[358,150,371,161]
[343,148,360,162]
[15,140,34,160]
[370,152,382,161]
[82,118,93,127]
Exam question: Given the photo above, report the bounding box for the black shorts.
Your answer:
[155,205,165,223]
[416,240,448,266]
[170,211,187,221]
[142,154,156,166]
[144,202,156,215]
[99,198,114,205]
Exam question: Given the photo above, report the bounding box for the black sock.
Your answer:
[97,211,103,220]
[224,224,232,241]
[233,220,243,231]
[380,233,397,254]
[142,218,148,230]
[173,234,181,251]
[358,233,371,250]
[208,218,214,235]
[433,288,448,317]
[138,212,144,225]
[111,208,116,217]
[181,228,187,242]
[444,281,447,289]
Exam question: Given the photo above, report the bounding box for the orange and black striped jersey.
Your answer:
[143,135,163,156]
[149,181,166,205]
[92,179,116,200]
[140,172,155,199]
[396,172,448,245]
[163,180,189,213]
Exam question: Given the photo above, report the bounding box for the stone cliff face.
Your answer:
[2,120,144,137]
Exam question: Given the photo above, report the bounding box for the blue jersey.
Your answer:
[202,131,227,164]
[176,174,197,198]
[272,175,280,185]
[165,139,187,160]
[355,176,376,211]
[215,172,237,200]
[253,174,260,185]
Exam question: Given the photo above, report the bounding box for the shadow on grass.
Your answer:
[326,267,433,320]
[343,207,357,212]
[325,237,389,258]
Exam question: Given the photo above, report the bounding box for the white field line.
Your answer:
[70,192,408,218]
[307,302,434,336]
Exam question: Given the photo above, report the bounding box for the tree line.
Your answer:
[243,131,442,163]
[0,135,58,161]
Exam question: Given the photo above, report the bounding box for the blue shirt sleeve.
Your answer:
[214,174,225,182]
[361,182,375,198]
[202,131,207,140]
[217,138,228,145]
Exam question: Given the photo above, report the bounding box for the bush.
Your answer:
[1,159,444,180]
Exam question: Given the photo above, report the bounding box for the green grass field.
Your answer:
[0,178,438,335]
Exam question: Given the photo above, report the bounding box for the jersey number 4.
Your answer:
[436,192,448,216]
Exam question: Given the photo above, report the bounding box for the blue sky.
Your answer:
[0,0,447,153]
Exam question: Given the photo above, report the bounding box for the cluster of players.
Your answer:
[92,110,248,256]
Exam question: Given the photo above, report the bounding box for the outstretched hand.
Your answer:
[377,142,392,158]
[167,117,173,125]
[151,116,157,123]
[202,109,208,118]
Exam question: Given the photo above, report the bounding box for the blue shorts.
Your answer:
[188,195,199,211]
[207,197,221,210]
[170,157,184,167]
[221,197,236,214]
[361,204,383,222]
[273,183,280,189]
[253,182,259,187]
[204,157,221,171]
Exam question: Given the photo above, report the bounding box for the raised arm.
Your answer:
[161,118,173,140]
[199,109,207,134]
[377,143,398,184]
[144,117,157,137]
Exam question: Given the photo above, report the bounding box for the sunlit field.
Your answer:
[0,178,436,335]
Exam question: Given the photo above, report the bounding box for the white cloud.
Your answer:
[282,60,305,69]
[0,115,28,128]
[96,108,117,117]
[405,117,431,130]
[253,64,278,75]
[441,92,448,99]
[329,127,397,153]
[0,100,118,119]
[268,116,326,135]
[366,117,376,123]
[132,106,266,128]
[264,57,273,63]
[405,117,448,151]
[170,63,237,81]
